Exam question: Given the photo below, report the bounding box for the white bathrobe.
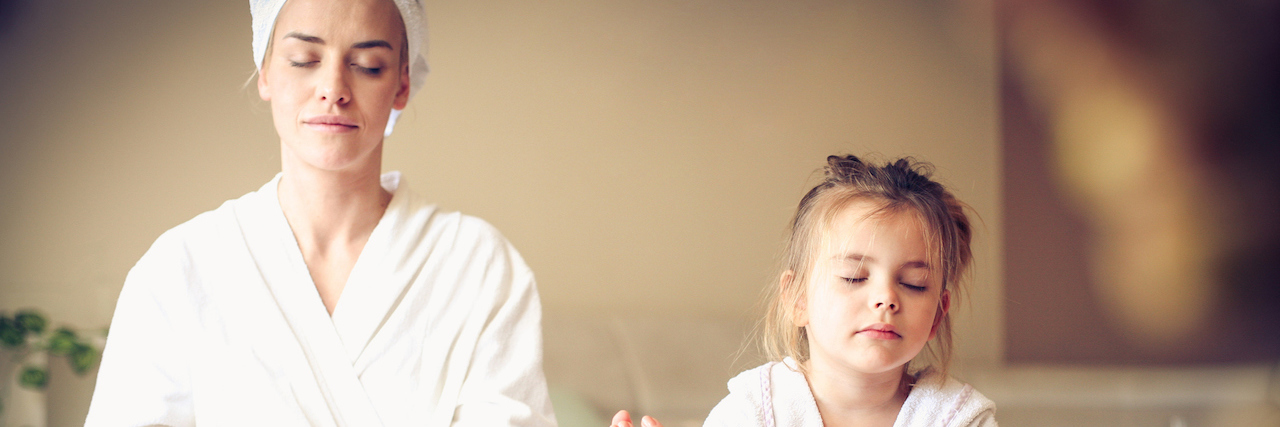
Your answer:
[703,358,996,427]
[85,172,557,427]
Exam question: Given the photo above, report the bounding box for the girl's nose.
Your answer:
[870,283,900,312]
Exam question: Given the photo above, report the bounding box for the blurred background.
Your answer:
[0,0,1275,426]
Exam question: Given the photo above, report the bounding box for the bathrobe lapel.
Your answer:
[224,175,388,427]
[330,173,436,369]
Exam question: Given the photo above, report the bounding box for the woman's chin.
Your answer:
[284,145,382,174]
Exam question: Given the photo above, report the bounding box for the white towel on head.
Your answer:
[249,0,429,136]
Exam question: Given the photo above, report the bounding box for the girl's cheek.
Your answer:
[808,280,849,331]
[821,296,849,329]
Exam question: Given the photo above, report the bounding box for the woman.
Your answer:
[84,0,556,425]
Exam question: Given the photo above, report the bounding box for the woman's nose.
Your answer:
[316,64,351,105]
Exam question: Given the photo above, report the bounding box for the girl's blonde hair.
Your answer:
[762,155,974,377]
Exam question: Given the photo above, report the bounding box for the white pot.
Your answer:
[0,350,47,427]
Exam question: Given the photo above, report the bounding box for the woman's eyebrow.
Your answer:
[281,32,391,51]
[283,31,324,44]
[352,40,393,50]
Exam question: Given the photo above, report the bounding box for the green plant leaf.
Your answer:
[14,310,47,335]
[19,366,48,389]
[47,328,79,356]
[69,343,98,374]
[0,317,23,348]
[1,314,24,335]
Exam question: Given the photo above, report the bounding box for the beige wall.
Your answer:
[0,0,998,424]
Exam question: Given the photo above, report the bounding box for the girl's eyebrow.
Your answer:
[840,253,929,269]
[844,253,875,263]
[283,32,393,51]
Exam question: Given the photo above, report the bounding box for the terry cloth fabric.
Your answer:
[250,0,429,136]
[704,358,997,427]
[85,172,556,427]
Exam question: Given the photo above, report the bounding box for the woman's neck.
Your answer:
[277,154,390,244]
[803,356,909,427]
[276,145,391,315]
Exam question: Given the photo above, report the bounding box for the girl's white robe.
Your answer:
[85,172,557,427]
[703,359,996,427]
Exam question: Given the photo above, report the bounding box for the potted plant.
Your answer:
[0,309,104,425]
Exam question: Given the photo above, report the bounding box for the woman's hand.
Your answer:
[610,409,664,427]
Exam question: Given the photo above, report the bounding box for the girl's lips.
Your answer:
[858,324,901,339]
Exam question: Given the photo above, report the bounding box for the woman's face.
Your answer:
[257,0,409,173]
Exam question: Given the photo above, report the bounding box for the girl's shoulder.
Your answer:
[703,358,823,427]
[895,369,998,427]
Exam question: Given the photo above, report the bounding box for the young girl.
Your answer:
[613,155,996,427]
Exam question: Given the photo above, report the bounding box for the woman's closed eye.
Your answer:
[353,64,382,75]
[284,60,381,76]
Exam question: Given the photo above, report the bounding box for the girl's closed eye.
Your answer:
[842,276,868,284]
[901,282,927,292]
[289,60,318,68]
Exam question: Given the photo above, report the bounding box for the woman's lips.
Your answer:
[303,115,358,132]
[858,324,901,339]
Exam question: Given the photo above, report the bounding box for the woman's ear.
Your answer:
[257,67,272,102]
[782,270,808,328]
[929,289,951,339]
[392,62,411,110]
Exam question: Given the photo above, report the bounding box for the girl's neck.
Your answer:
[803,357,910,427]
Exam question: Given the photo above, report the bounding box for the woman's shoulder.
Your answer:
[403,205,524,270]
[383,175,534,284]
[428,210,510,246]
[896,369,997,427]
[141,179,274,257]
[383,173,512,249]
[125,174,297,293]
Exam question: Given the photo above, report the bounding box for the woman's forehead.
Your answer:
[275,0,405,41]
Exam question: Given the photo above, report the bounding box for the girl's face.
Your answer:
[794,201,949,376]
[257,0,410,173]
